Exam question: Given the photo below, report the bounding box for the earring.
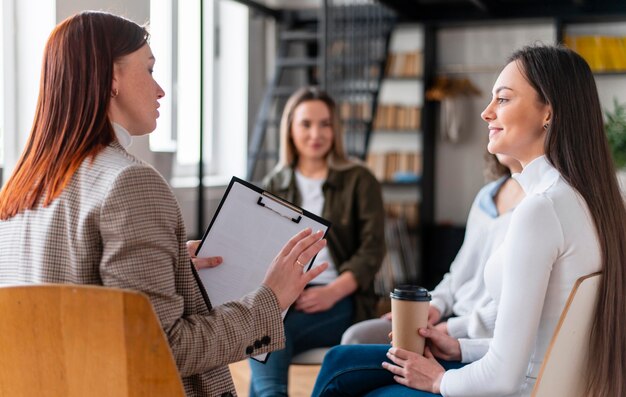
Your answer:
[111,88,119,98]
[543,123,549,130]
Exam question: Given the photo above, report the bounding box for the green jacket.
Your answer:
[262,164,386,323]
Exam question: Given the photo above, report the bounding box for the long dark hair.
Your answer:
[0,11,148,220]
[509,44,626,397]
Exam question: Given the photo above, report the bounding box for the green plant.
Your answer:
[605,98,626,169]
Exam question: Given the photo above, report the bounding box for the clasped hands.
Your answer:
[383,308,462,394]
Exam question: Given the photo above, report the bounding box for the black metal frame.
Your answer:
[230,0,283,20]
[378,0,626,23]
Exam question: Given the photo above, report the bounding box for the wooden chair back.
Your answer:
[0,284,185,397]
[531,272,601,397]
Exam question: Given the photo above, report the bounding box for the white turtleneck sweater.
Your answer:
[440,156,602,397]
[431,177,508,344]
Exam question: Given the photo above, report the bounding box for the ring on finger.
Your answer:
[295,259,305,267]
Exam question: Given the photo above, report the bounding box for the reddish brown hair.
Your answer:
[0,11,148,219]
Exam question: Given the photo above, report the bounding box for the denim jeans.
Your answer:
[311,344,466,397]
[248,294,354,397]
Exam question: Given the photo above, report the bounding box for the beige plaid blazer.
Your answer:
[0,142,285,397]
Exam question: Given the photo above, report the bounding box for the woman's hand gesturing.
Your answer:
[262,228,328,311]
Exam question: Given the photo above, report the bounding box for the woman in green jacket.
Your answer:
[249,87,386,396]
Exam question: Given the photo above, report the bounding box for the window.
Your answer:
[0,1,5,173]
[149,0,249,185]
[1,0,54,185]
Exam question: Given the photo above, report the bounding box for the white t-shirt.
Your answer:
[440,156,602,397]
[294,170,338,284]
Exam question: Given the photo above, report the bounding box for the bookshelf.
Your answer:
[367,25,423,189]
[367,24,424,296]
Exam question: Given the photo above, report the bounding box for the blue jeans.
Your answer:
[311,344,466,397]
[249,295,354,396]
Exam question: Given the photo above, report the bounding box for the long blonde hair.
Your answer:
[278,87,353,169]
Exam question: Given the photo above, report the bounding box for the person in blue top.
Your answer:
[340,154,523,357]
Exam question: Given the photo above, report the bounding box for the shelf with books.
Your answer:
[369,24,425,296]
[366,151,422,183]
[384,50,423,79]
[372,24,423,172]
[373,104,421,131]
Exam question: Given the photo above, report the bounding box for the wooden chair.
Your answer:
[531,272,601,397]
[0,284,185,397]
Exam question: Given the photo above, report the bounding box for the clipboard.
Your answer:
[195,176,331,362]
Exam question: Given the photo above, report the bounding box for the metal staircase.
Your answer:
[245,1,396,181]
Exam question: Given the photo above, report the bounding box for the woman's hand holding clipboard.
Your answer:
[261,228,328,311]
[189,229,328,312]
[192,177,331,362]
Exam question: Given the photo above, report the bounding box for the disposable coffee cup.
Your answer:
[390,285,431,355]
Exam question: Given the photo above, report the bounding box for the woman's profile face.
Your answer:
[481,61,551,166]
[109,44,165,135]
[290,100,334,163]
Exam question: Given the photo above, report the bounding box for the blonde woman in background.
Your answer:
[248,87,386,396]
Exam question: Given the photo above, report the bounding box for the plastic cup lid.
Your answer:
[390,285,431,301]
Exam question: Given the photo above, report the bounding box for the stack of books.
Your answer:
[385,51,423,78]
[366,152,422,182]
[339,101,372,121]
[374,105,421,130]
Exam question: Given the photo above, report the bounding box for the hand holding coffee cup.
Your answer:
[390,285,432,355]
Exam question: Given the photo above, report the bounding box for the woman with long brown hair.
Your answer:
[311,44,625,397]
[0,11,329,397]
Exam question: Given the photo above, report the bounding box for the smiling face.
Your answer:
[290,100,334,163]
[108,44,165,135]
[481,60,552,166]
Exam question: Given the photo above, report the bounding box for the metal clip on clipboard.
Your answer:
[257,192,303,223]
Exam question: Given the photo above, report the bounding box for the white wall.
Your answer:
[56,0,148,23]
[214,1,249,180]
[434,22,556,224]
[434,21,626,224]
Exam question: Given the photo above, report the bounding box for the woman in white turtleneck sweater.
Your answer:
[312,45,626,397]
[340,154,523,355]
